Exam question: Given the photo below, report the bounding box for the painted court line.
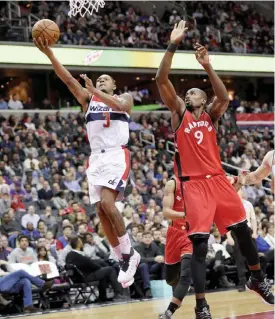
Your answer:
[222,310,274,319]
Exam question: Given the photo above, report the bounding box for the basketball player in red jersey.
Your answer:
[159,176,192,319]
[156,20,274,318]
[33,38,140,287]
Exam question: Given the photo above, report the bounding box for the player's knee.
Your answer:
[190,238,208,262]
[179,270,191,286]
[166,274,179,287]
[100,197,114,215]
[229,220,250,241]
[166,278,179,287]
[179,254,192,285]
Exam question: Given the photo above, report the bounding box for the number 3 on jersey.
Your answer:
[103,112,110,128]
[194,130,203,144]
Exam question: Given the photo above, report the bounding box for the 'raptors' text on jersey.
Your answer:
[171,176,186,230]
[174,110,224,177]
[85,95,130,150]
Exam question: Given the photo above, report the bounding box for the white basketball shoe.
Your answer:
[118,247,140,284]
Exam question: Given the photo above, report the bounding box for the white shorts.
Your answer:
[86,147,131,204]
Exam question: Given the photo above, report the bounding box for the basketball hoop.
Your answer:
[68,0,105,17]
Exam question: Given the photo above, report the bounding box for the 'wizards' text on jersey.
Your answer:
[174,110,224,177]
[85,95,130,150]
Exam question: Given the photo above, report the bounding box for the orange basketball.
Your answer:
[32,19,60,46]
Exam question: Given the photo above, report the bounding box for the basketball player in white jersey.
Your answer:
[34,37,140,286]
[236,150,274,193]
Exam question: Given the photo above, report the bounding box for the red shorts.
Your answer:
[183,174,246,236]
[165,226,193,265]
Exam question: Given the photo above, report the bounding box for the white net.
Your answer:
[68,0,105,17]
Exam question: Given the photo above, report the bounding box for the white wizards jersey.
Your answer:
[85,95,130,150]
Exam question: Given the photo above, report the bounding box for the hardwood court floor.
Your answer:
[24,289,274,319]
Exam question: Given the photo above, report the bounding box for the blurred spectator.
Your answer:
[22,222,40,242]
[0,97,8,110]
[262,224,275,248]
[135,231,165,298]
[40,206,57,231]
[38,181,53,200]
[65,237,125,301]
[21,205,40,229]
[8,235,37,264]
[127,187,143,206]
[0,190,11,216]
[0,212,21,237]
[8,94,23,110]
[152,229,165,255]
[37,246,56,264]
[207,230,234,289]
[0,236,11,261]
[56,225,73,251]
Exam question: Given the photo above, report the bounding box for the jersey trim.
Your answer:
[86,112,130,123]
[174,109,187,133]
[170,176,177,197]
[92,94,118,102]
[204,111,218,133]
[174,133,183,178]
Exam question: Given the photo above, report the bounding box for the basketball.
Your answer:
[32,19,60,46]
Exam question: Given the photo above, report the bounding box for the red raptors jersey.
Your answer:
[174,110,224,177]
[171,176,186,229]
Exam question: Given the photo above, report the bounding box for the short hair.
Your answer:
[153,229,161,235]
[68,234,78,243]
[83,232,93,243]
[97,74,116,85]
[70,236,80,249]
[138,224,145,231]
[18,235,29,243]
[78,222,88,228]
[63,225,73,231]
[142,231,152,237]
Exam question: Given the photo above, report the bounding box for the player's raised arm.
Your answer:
[80,74,133,113]
[155,21,187,114]
[195,43,230,124]
[163,180,185,220]
[33,38,90,111]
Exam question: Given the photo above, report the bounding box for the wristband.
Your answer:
[167,43,178,53]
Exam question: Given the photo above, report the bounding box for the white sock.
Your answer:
[118,233,132,254]
[112,245,122,261]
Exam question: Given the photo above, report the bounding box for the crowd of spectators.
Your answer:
[0,1,274,54]
[0,108,273,311]
[0,91,274,114]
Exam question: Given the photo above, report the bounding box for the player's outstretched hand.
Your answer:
[170,20,188,44]
[33,37,53,57]
[194,43,210,66]
[80,74,95,94]
[237,170,248,186]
